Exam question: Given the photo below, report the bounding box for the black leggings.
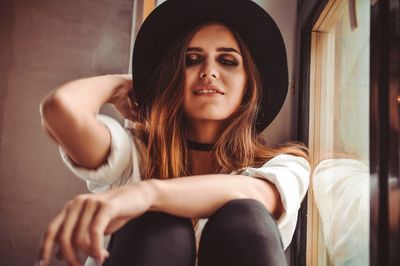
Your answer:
[103,199,286,266]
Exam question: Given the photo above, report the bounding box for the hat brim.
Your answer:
[132,0,288,132]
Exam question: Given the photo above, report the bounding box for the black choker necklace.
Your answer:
[187,140,215,151]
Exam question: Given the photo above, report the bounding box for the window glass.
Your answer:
[308,0,370,265]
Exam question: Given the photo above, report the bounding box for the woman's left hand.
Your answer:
[37,182,154,266]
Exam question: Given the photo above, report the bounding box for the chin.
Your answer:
[191,114,231,121]
[185,107,235,122]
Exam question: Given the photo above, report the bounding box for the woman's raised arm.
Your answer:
[39,74,132,169]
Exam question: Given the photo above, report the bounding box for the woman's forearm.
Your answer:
[144,174,283,219]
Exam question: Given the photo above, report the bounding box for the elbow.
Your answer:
[39,91,109,170]
[39,91,83,133]
[40,91,64,126]
[247,178,284,220]
[39,93,64,139]
[39,94,77,155]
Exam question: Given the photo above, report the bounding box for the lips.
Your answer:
[193,85,225,95]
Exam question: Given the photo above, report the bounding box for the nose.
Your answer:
[199,62,219,80]
[200,72,217,79]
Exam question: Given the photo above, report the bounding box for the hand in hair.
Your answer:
[106,74,136,120]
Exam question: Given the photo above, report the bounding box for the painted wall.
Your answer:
[253,0,299,145]
[0,0,133,265]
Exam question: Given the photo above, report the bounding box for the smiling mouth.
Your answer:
[193,87,225,95]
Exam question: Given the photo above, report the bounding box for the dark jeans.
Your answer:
[103,199,286,266]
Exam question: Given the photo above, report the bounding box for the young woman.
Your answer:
[37,1,310,266]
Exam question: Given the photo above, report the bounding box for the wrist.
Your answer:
[142,179,162,212]
[105,75,132,104]
[111,180,160,218]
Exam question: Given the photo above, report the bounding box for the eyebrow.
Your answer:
[187,47,241,55]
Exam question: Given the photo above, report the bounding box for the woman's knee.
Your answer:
[105,212,196,266]
[114,211,195,245]
[204,198,281,241]
[198,199,285,266]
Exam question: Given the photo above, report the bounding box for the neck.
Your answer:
[186,120,223,143]
[189,149,215,175]
[187,139,214,151]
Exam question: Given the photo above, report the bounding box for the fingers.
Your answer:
[38,191,124,265]
[58,200,86,266]
[90,202,113,263]
[74,198,99,254]
[39,195,90,266]
[38,210,66,266]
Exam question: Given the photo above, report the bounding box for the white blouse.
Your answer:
[59,114,310,266]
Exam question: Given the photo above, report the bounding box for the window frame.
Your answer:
[295,1,330,265]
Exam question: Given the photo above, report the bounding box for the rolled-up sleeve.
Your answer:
[59,114,132,193]
[241,154,310,249]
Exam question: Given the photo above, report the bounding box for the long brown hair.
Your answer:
[129,22,308,180]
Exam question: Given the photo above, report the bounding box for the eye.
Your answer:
[185,54,202,66]
[218,55,239,66]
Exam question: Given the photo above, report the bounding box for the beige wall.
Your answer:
[253,0,299,145]
[0,0,133,265]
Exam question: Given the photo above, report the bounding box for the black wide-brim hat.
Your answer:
[132,0,288,132]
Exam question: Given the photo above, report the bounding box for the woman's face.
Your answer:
[183,24,246,127]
